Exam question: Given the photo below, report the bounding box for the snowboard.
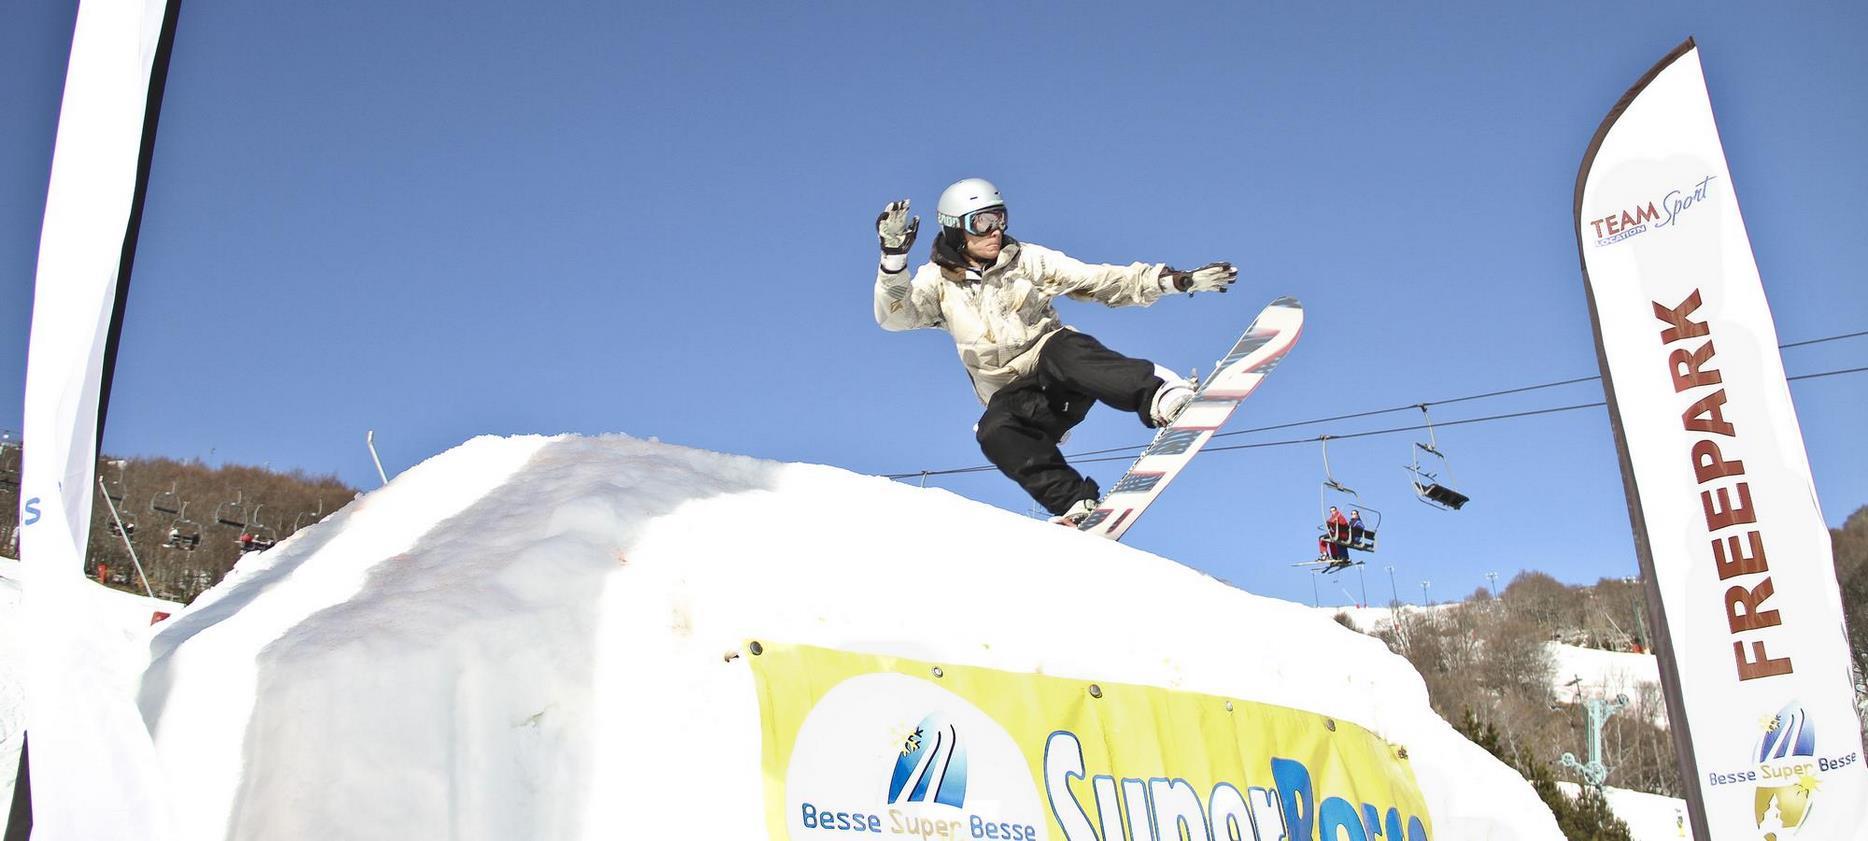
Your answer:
[1076,296,1304,541]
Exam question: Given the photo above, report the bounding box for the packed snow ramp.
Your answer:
[138,434,1561,839]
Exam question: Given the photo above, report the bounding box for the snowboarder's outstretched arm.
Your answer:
[1026,244,1237,308]
[1024,243,1166,308]
[873,199,943,331]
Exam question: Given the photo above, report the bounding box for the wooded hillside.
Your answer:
[1,443,356,603]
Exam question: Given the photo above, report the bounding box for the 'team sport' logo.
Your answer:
[1588,174,1718,247]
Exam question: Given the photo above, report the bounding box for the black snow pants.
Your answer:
[975,330,1166,516]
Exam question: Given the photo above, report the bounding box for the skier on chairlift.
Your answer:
[1325,505,1349,546]
[873,178,1238,524]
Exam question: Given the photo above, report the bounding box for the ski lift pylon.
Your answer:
[1408,404,1471,511]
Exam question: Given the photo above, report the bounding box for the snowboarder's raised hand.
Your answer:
[876,200,920,255]
[1161,262,1237,294]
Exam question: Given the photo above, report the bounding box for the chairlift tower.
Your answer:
[1560,693,1630,789]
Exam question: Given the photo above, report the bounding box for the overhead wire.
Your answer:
[883,328,1867,480]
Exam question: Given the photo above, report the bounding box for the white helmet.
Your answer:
[936,177,1007,234]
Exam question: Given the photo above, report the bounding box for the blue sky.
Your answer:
[5,2,1863,607]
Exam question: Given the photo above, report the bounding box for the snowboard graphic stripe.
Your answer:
[1080,297,1303,541]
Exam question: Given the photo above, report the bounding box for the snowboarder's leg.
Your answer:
[976,377,1100,516]
[1036,330,1177,428]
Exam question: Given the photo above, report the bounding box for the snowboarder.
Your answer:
[873,177,1238,524]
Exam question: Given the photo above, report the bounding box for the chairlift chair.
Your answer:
[1314,436,1382,559]
[214,490,249,529]
[97,470,138,540]
[1407,405,1471,511]
[291,500,325,535]
[245,504,278,550]
[100,459,129,504]
[150,483,183,516]
[163,501,201,551]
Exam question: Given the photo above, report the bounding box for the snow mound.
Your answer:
[1,557,178,830]
[139,434,1561,839]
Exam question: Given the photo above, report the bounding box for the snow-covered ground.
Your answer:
[121,434,1565,839]
[1547,640,1662,700]
[1558,783,1690,840]
[0,555,179,831]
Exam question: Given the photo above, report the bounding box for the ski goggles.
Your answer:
[958,206,1008,236]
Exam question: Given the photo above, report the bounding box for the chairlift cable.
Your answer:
[1022,328,1863,462]
[1779,329,1868,350]
[883,361,1864,479]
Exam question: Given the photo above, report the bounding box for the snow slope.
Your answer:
[0,556,178,833]
[139,434,1563,839]
[1320,605,1664,706]
[1557,783,1689,840]
[1547,642,1661,697]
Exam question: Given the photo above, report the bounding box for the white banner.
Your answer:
[18,0,180,838]
[1576,40,1866,839]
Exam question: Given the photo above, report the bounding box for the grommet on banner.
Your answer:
[1088,684,1103,699]
[1224,701,1234,712]
[748,641,764,656]
[1397,746,1409,760]
[931,666,944,678]
[1324,718,1337,731]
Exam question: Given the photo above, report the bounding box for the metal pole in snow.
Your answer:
[97,475,154,598]
[366,430,389,486]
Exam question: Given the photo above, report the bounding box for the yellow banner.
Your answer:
[750,642,1432,841]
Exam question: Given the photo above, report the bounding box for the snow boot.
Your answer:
[1050,498,1096,527]
[1149,366,1197,427]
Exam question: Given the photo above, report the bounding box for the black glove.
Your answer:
[1161,261,1238,294]
[876,199,920,256]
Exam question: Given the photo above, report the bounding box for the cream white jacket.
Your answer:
[874,240,1167,404]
